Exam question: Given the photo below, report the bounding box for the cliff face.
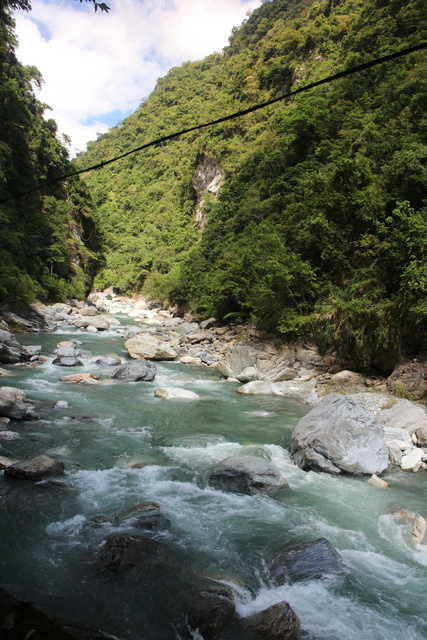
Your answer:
[77,0,427,367]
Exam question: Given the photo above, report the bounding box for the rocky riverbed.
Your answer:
[0,291,427,639]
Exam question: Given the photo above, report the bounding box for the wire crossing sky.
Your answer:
[1,41,426,204]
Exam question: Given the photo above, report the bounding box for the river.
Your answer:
[1,316,426,639]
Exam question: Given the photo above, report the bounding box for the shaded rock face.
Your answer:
[4,455,65,481]
[270,538,344,585]
[245,600,301,640]
[387,359,427,400]
[208,455,289,495]
[290,394,389,475]
[0,394,30,420]
[98,534,169,578]
[110,360,157,382]
[184,586,235,640]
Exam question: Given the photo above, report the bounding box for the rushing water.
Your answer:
[1,317,427,639]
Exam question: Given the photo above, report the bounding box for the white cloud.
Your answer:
[14,0,263,155]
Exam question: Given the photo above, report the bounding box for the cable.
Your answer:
[1,41,426,204]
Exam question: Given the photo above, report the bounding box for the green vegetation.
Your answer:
[0,2,104,303]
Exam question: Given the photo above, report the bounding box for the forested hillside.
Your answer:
[0,1,104,303]
[80,0,426,367]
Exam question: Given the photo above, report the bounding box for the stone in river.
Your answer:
[125,333,177,361]
[183,585,235,640]
[98,533,169,577]
[154,387,200,400]
[94,354,122,367]
[60,373,100,384]
[244,599,301,640]
[270,538,344,585]
[290,393,389,475]
[54,400,70,409]
[208,455,289,495]
[110,360,157,382]
[52,356,84,367]
[114,502,171,531]
[4,455,65,480]
[0,394,31,420]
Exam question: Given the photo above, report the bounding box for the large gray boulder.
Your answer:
[0,330,30,364]
[110,360,157,382]
[4,455,64,480]
[290,394,389,475]
[0,390,36,421]
[217,345,257,379]
[270,538,344,585]
[245,600,301,640]
[125,333,177,361]
[208,455,289,495]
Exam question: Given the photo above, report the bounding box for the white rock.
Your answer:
[154,387,200,400]
[401,448,424,472]
[368,474,388,488]
[412,515,427,545]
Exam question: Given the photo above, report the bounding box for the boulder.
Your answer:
[114,502,170,531]
[125,333,178,361]
[94,354,122,367]
[387,359,427,400]
[368,474,388,488]
[60,373,101,384]
[98,534,169,577]
[329,370,366,387]
[237,381,281,395]
[0,455,18,469]
[400,448,424,472]
[376,399,427,435]
[54,400,70,409]
[154,387,200,400]
[110,360,157,382]
[208,455,289,495]
[0,394,31,420]
[270,538,344,585]
[290,394,389,475]
[180,355,202,366]
[175,321,198,336]
[183,585,235,640]
[245,600,301,640]
[0,386,26,402]
[4,455,65,480]
[52,356,84,367]
[0,329,30,364]
[217,346,257,379]
[79,305,98,316]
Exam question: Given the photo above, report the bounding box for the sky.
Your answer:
[14,0,264,156]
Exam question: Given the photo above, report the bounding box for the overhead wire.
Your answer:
[1,41,426,204]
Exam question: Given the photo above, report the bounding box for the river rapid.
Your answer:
[1,316,427,640]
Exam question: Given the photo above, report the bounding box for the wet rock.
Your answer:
[52,356,84,367]
[110,360,157,382]
[270,538,344,585]
[0,443,11,455]
[125,333,178,361]
[0,394,33,420]
[154,387,200,400]
[183,585,235,640]
[290,394,389,475]
[98,533,169,577]
[54,341,79,358]
[245,600,301,640]
[0,386,26,402]
[5,455,65,480]
[208,455,289,495]
[54,400,70,409]
[368,473,388,488]
[391,510,427,545]
[60,373,101,384]
[114,503,171,531]
[94,354,122,367]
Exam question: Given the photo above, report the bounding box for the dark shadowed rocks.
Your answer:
[109,360,157,382]
[245,600,301,640]
[270,538,344,585]
[4,455,65,480]
[208,455,289,495]
[98,533,169,577]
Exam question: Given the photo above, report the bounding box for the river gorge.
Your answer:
[1,306,427,640]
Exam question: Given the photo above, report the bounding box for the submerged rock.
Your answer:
[154,387,200,400]
[5,455,65,480]
[245,600,301,640]
[110,360,157,382]
[98,533,169,577]
[114,503,171,531]
[183,585,235,640]
[290,394,389,475]
[208,455,288,495]
[270,538,344,585]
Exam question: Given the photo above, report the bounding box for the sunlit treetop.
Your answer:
[1,0,110,12]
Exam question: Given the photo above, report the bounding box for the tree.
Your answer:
[0,0,110,13]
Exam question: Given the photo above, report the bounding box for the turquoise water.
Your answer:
[1,319,426,639]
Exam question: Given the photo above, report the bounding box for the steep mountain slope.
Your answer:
[77,0,427,367]
[0,3,104,303]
